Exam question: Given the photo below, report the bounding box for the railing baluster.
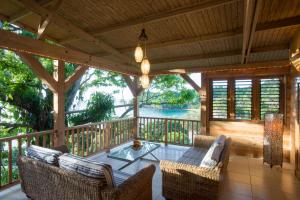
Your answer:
[42,134,46,147]
[192,122,194,145]
[86,126,89,156]
[8,140,12,184]
[164,119,168,145]
[182,121,185,145]
[35,135,39,146]
[18,138,22,156]
[71,129,75,154]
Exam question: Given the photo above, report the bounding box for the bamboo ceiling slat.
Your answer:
[258,0,300,24]
[20,13,69,40]
[248,50,289,63]
[252,26,300,48]
[0,0,298,74]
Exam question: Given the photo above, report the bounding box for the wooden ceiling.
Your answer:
[0,0,299,75]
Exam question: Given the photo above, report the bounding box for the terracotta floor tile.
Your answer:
[2,149,300,200]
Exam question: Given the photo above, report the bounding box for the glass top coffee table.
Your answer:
[107,141,160,170]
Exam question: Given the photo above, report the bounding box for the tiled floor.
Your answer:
[1,144,299,200]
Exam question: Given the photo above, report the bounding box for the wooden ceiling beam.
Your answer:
[256,15,300,31]
[151,44,287,66]
[102,16,300,55]
[0,29,137,75]
[60,0,238,44]
[151,50,240,65]
[93,0,237,35]
[16,0,137,68]
[37,0,63,40]
[17,52,58,92]
[149,60,290,75]
[9,0,54,23]
[180,74,201,92]
[241,0,256,64]
[64,65,88,91]
[245,0,262,64]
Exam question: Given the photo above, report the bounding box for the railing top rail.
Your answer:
[138,116,200,122]
[0,130,54,142]
[65,117,135,130]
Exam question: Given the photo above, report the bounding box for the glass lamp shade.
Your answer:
[134,45,143,63]
[141,58,150,74]
[140,75,150,89]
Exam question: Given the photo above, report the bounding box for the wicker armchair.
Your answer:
[18,153,155,200]
[160,135,231,200]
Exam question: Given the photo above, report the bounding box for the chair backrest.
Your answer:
[18,156,107,200]
[217,137,232,171]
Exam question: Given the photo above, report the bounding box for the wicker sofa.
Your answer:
[160,135,231,200]
[17,146,155,200]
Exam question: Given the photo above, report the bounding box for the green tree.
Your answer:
[121,75,199,117]
[68,92,114,126]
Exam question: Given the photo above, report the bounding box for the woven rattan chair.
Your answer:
[160,135,231,200]
[18,148,155,200]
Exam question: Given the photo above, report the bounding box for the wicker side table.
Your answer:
[263,113,283,168]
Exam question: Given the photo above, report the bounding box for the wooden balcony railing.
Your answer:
[0,117,135,190]
[0,117,200,190]
[0,130,55,189]
[64,118,135,157]
[138,117,201,145]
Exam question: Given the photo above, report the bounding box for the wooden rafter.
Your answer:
[122,75,137,96]
[0,29,137,75]
[9,0,53,23]
[245,0,262,63]
[149,60,290,75]
[180,74,201,93]
[17,52,58,92]
[152,50,241,65]
[64,65,88,90]
[16,0,137,67]
[241,0,256,64]
[151,44,287,66]
[94,16,300,58]
[37,0,63,40]
[60,0,237,44]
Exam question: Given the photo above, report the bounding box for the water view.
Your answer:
[115,106,200,120]
[139,107,200,120]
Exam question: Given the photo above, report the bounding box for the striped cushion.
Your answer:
[59,154,115,187]
[25,145,62,166]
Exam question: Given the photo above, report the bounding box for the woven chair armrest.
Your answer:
[102,164,156,200]
[160,160,220,182]
[193,135,215,148]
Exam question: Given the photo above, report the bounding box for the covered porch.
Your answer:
[1,143,299,200]
[0,0,300,199]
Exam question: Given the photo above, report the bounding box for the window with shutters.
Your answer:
[260,78,280,119]
[212,80,228,119]
[210,77,283,121]
[235,79,252,119]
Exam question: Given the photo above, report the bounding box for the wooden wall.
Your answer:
[205,66,293,162]
[210,121,291,161]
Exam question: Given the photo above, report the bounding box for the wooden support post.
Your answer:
[164,119,168,145]
[133,77,139,139]
[228,78,235,119]
[53,60,65,147]
[200,73,209,135]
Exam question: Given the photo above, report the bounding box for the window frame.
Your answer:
[209,76,284,121]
